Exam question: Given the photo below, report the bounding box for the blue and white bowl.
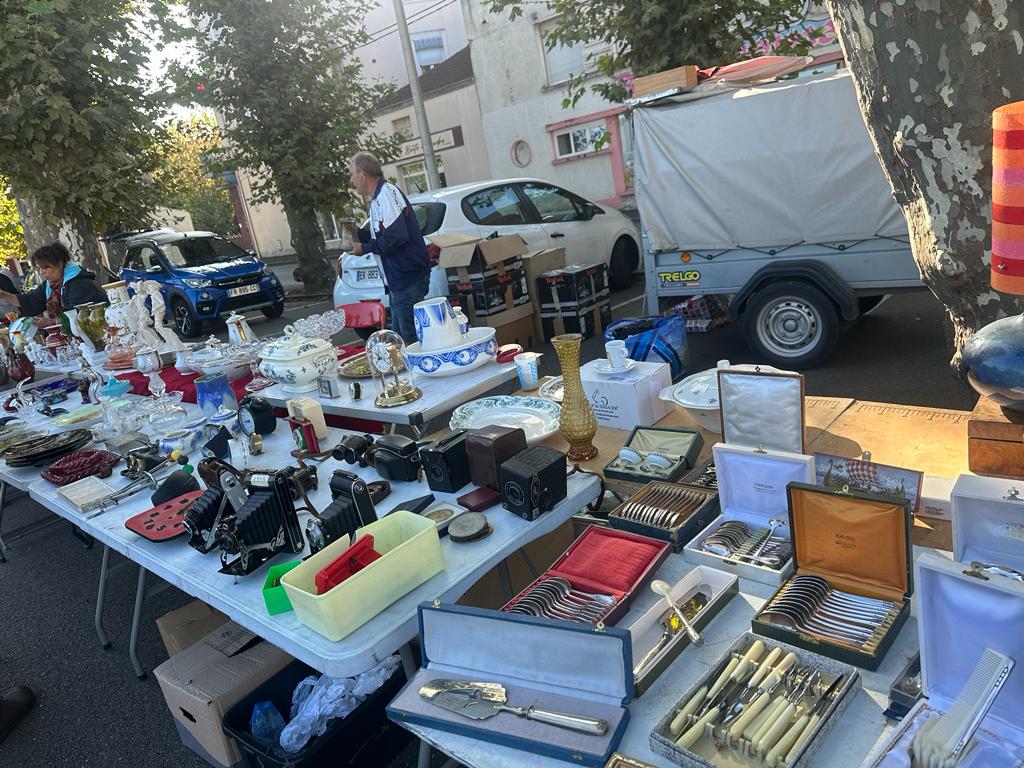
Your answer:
[402,327,497,378]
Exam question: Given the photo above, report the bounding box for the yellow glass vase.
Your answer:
[551,333,598,461]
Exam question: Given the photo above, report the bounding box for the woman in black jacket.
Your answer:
[0,243,108,323]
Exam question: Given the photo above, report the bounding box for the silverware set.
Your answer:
[614,483,711,530]
[701,520,793,569]
[505,577,617,624]
[759,575,901,653]
[688,461,718,490]
[667,639,846,767]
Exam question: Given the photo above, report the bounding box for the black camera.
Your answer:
[305,469,378,554]
[366,434,422,483]
[333,433,375,467]
[500,446,568,521]
[420,430,472,494]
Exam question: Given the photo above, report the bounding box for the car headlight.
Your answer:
[270,276,279,286]
[183,278,213,289]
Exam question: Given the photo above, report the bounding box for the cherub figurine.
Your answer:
[142,280,184,352]
[129,280,165,350]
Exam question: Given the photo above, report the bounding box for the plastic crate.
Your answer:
[222,660,410,768]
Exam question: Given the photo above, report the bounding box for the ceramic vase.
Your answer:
[195,372,238,416]
[551,333,598,461]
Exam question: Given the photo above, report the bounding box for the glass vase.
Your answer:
[551,333,597,461]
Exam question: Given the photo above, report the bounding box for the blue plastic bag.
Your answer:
[249,700,287,748]
[605,315,689,381]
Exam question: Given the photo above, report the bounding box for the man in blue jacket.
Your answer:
[343,152,431,343]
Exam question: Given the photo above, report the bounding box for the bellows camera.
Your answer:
[500,446,568,521]
[420,429,472,494]
[305,469,378,554]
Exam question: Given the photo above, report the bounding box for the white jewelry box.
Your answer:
[862,551,1024,767]
[718,366,804,453]
[951,473,1024,572]
[683,443,815,586]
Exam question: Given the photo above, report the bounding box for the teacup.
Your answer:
[605,340,629,370]
[413,297,462,352]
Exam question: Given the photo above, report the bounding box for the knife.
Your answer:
[420,681,608,735]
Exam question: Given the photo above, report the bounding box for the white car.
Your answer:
[332,178,641,309]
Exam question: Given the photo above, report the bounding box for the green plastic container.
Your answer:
[262,561,301,615]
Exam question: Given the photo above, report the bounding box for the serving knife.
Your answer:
[420,680,608,735]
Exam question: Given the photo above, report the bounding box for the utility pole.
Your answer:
[392,0,441,189]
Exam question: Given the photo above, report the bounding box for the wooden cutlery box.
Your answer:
[608,481,718,552]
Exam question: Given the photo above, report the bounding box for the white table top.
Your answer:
[26,421,600,678]
[401,551,930,768]
[259,361,518,427]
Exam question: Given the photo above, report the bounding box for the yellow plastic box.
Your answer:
[280,511,445,641]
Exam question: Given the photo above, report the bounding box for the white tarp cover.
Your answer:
[633,70,908,252]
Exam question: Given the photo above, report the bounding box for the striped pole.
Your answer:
[992,102,1024,294]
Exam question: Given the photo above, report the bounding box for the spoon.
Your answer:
[744,518,785,561]
[651,579,703,646]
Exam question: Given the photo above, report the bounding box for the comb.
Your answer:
[911,648,1014,767]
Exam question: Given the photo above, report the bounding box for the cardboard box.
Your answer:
[536,263,609,310]
[155,621,292,768]
[918,474,955,521]
[156,600,229,658]
[632,65,699,98]
[433,232,532,322]
[540,296,611,340]
[580,359,672,429]
[522,248,566,342]
[449,267,530,320]
[495,310,535,349]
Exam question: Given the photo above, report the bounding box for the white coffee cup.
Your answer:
[605,339,629,370]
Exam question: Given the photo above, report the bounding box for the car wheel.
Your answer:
[261,303,284,319]
[609,237,637,291]
[741,280,839,369]
[173,298,203,339]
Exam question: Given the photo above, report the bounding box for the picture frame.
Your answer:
[813,452,924,515]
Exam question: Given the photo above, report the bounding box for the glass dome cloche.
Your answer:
[365,329,421,408]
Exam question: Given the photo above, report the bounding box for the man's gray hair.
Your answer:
[351,151,383,178]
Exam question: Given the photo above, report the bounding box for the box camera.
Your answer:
[500,446,568,521]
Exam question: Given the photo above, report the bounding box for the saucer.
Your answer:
[594,358,637,375]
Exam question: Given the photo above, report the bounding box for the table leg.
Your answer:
[129,567,148,680]
[497,559,514,601]
[95,545,112,650]
[0,481,8,563]
[398,642,433,768]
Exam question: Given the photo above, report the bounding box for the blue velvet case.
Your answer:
[386,602,634,766]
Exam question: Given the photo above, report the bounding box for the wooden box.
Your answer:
[632,66,699,98]
[967,395,1024,479]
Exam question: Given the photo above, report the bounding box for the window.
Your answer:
[162,237,248,268]
[554,123,607,159]
[392,115,413,137]
[540,21,583,85]
[412,30,446,70]
[412,202,447,235]
[462,185,530,226]
[126,245,160,270]
[399,158,446,195]
[520,183,584,223]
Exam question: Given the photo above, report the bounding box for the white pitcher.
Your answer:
[413,297,462,351]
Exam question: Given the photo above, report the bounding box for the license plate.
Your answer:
[356,268,380,282]
[227,283,259,297]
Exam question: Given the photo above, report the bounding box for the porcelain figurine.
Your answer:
[141,281,185,353]
[128,280,164,350]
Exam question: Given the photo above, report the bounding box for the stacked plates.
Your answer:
[1,429,94,467]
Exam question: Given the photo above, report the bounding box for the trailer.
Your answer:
[632,69,923,367]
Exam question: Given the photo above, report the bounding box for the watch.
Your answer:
[237,396,277,436]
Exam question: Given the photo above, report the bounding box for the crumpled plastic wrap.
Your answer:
[279,654,401,754]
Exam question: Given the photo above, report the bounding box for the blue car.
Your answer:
[117,229,286,338]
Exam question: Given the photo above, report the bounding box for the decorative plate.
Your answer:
[52,404,103,429]
[449,396,561,444]
[338,351,406,378]
[538,376,564,404]
[2,429,93,467]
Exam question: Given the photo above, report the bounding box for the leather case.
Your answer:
[466,426,527,491]
[717,367,805,453]
[603,427,703,485]
[387,602,632,767]
[751,481,913,670]
[501,526,670,627]
[457,486,500,512]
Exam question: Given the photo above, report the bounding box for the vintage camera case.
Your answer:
[387,602,632,767]
[684,443,815,586]
[717,367,805,453]
[421,429,472,494]
[863,552,1024,767]
[466,425,528,491]
[499,445,567,521]
[603,426,704,485]
[751,481,913,670]
[607,481,718,552]
[370,434,421,483]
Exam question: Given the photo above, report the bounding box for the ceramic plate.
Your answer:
[593,358,638,375]
[449,396,561,444]
[52,404,103,429]
[538,376,564,404]
[338,351,406,378]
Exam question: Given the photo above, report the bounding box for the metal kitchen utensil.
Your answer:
[651,579,704,646]
[420,680,608,735]
[633,587,710,675]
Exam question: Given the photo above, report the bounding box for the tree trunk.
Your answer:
[283,201,333,295]
[825,1,1024,373]
[13,192,104,276]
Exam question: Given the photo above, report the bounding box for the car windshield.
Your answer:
[162,237,249,268]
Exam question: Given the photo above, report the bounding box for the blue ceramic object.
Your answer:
[99,376,132,399]
[403,328,497,377]
[195,372,238,416]
[963,314,1024,411]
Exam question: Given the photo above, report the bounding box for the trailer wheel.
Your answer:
[741,281,839,369]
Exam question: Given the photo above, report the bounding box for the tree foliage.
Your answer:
[162,0,402,292]
[152,111,239,237]
[0,0,167,270]
[483,0,817,105]
[0,179,26,264]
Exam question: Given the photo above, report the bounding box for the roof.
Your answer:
[407,177,553,203]
[377,46,474,113]
[123,229,218,245]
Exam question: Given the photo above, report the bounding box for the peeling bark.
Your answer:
[825,1,1024,373]
[13,192,104,276]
